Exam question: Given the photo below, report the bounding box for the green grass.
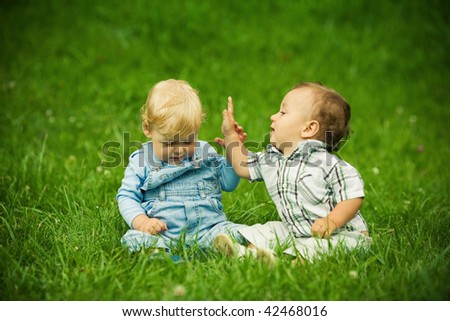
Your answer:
[1,0,449,300]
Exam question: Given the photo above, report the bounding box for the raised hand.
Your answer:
[215,97,247,146]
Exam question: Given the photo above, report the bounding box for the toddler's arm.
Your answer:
[311,197,363,238]
[117,152,168,235]
[218,97,251,179]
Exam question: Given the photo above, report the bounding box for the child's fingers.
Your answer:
[215,137,225,147]
[151,225,159,234]
[227,96,234,116]
[312,229,324,238]
[311,221,326,238]
[153,221,168,234]
[223,109,235,123]
[237,132,247,142]
[159,220,168,231]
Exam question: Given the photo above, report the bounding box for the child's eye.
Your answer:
[174,142,190,147]
[280,111,286,115]
[167,141,194,147]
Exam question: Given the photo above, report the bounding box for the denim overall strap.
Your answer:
[158,187,166,201]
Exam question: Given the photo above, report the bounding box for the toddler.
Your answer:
[214,82,370,263]
[117,79,245,258]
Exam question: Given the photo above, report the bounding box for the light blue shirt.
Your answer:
[117,140,239,227]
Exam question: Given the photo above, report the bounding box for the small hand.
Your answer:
[234,122,248,142]
[215,97,247,146]
[215,121,247,146]
[140,218,168,235]
[311,217,338,239]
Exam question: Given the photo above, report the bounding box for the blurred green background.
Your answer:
[1,0,449,300]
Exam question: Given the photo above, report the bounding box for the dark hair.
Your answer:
[292,82,351,152]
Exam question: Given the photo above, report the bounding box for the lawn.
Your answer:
[0,0,449,301]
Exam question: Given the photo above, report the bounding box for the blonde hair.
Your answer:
[141,79,204,139]
[293,82,351,152]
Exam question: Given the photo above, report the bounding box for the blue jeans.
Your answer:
[121,180,245,252]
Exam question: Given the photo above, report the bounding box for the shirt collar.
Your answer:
[292,140,328,156]
[266,140,327,157]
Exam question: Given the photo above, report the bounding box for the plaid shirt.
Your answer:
[247,140,367,237]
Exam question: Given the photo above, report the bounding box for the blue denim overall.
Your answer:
[118,141,245,252]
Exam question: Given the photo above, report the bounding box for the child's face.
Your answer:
[270,88,316,156]
[151,130,197,165]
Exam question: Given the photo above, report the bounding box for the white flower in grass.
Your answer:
[46,109,55,123]
[7,81,16,89]
[409,115,417,124]
[96,166,103,173]
[68,116,77,123]
[349,270,358,279]
[372,167,380,175]
[173,285,186,297]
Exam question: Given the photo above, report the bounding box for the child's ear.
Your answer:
[142,124,152,138]
[301,120,320,139]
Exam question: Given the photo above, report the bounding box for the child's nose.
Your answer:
[270,113,277,121]
[180,145,190,153]
[175,146,185,153]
